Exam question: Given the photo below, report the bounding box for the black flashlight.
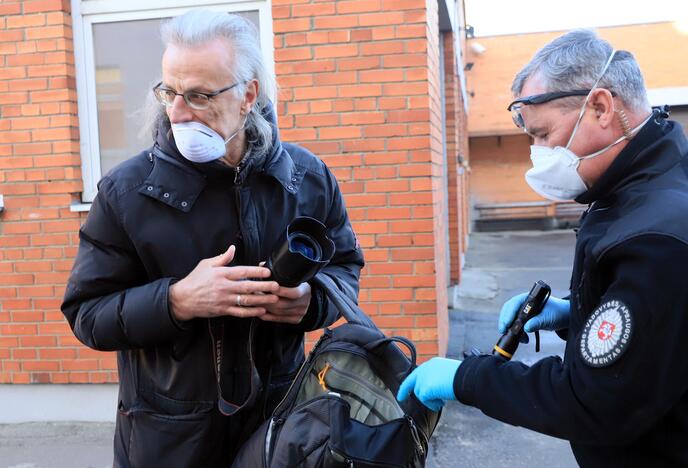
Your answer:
[265,217,335,287]
[493,280,551,360]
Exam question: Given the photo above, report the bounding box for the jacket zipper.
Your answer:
[234,165,241,185]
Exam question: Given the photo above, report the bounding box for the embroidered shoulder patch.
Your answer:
[579,300,633,368]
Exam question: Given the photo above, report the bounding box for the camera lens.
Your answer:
[288,233,322,261]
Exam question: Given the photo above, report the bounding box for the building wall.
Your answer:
[469,134,535,206]
[0,1,115,384]
[273,0,458,357]
[0,0,470,385]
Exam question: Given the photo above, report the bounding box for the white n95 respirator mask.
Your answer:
[171,118,246,163]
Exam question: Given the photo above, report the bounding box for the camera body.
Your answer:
[266,217,335,287]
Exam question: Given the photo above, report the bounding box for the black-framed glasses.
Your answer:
[507,89,616,130]
[152,81,245,110]
[506,89,594,112]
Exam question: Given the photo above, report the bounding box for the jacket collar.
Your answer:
[575,109,685,205]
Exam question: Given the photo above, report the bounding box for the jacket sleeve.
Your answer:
[300,166,364,332]
[454,234,688,445]
[61,177,187,351]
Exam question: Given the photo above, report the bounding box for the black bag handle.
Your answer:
[363,336,417,368]
[312,273,377,329]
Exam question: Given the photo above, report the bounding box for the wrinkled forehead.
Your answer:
[162,39,236,89]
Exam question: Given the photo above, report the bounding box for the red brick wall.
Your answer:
[273,0,455,358]
[0,0,470,383]
[0,0,117,384]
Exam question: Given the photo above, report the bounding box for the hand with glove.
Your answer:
[498,292,571,341]
[397,357,461,412]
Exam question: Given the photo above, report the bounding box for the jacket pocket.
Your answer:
[121,391,214,468]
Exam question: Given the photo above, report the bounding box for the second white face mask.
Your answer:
[523,49,619,202]
[525,145,589,202]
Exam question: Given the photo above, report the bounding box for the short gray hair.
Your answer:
[511,29,650,112]
[142,10,276,156]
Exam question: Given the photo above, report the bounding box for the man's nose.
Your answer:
[533,137,547,147]
[167,95,194,123]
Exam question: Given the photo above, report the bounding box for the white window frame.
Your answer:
[71,0,274,205]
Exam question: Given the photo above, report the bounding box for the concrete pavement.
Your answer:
[0,229,579,468]
[0,422,113,468]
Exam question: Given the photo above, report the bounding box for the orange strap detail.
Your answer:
[318,363,331,392]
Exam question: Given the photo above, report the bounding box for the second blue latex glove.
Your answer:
[397,357,461,412]
[498,292,571,335]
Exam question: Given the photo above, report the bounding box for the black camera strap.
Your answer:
[208,317,261,416]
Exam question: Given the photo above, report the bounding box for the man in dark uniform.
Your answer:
[398,29,688,467]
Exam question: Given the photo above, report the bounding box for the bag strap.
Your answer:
[312,273,377,329]
[363,336,417,368]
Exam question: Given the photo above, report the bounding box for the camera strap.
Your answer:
[208,317,261,416]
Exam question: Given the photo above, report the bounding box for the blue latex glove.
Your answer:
[498,292,571,336]
[397,357,461,412]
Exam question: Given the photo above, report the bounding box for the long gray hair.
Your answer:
[511,29,650,112]
[141,10,276,156]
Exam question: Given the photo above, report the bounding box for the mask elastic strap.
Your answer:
[223,116,248,144]
[578,112,653,160]
[565,49,617,149]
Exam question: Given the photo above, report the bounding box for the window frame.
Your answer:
[71,0,274,203]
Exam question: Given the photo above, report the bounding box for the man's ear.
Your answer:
[588,88,615,129]
[242,79,259,114]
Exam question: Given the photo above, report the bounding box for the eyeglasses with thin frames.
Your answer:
[153,81,246,111]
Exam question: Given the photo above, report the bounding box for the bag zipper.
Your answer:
[264,416,284,467]
[405,415,427,458]
[264,332,332,465]
[272,331,332,415]
[329,447,405,467]
[318,361,401,411]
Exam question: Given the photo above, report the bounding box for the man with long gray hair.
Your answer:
[398,29,688,466]
[62,10,363,467]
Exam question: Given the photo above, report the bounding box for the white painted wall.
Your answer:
[0,385,118,423]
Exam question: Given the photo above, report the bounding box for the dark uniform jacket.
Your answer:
[61,105,364,468]
[454,110,688,467]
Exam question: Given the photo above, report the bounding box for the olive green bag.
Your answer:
[232,274,441,467]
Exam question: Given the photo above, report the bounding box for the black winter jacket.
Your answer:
[62,107,364,467]
[455,111,688,467]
